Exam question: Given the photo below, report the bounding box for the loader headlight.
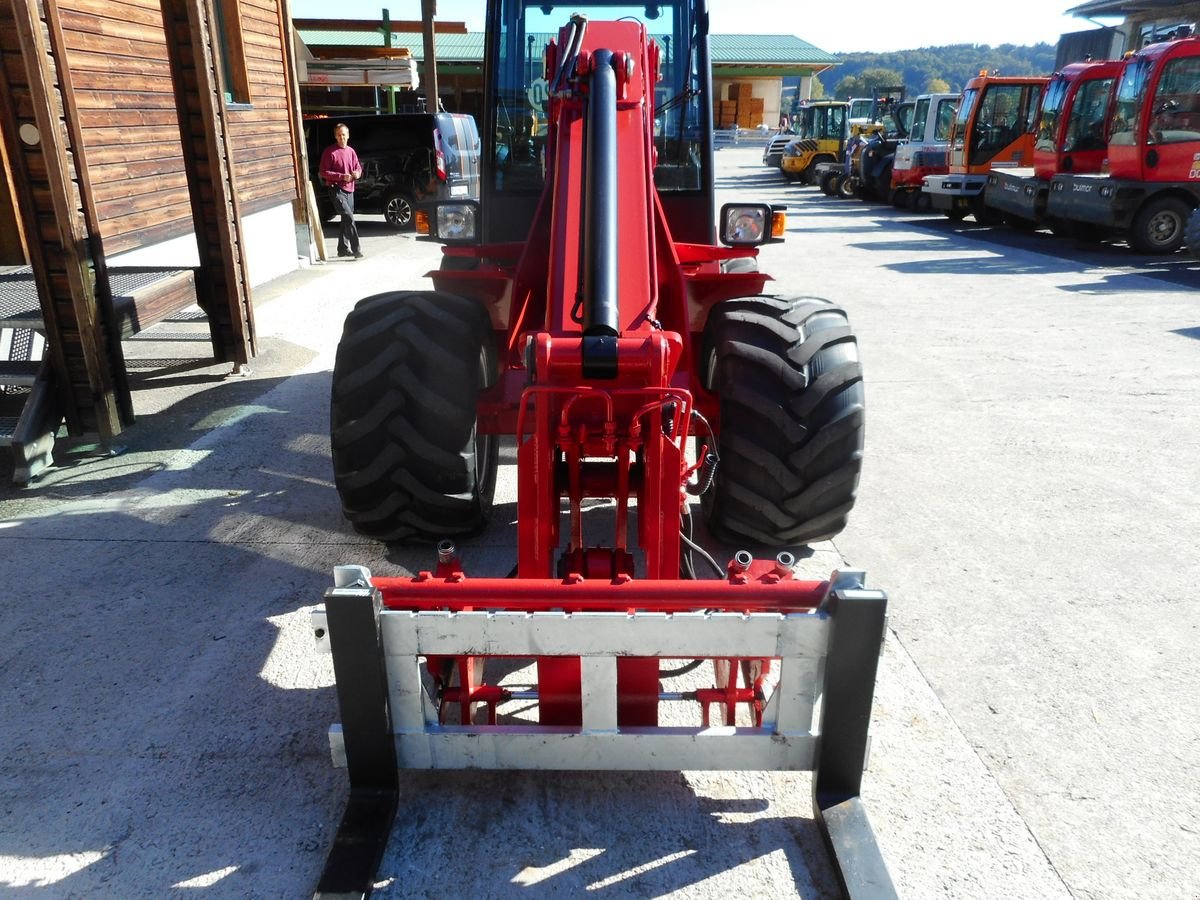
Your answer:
[720,203,773,246]
[430,201,479,243]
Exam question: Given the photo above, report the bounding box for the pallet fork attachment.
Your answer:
[312,569,397,899]
[312,566,895,899]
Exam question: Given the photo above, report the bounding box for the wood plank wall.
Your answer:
[0,0,125,438]
[56,0,301,256]
[231,0,301,212]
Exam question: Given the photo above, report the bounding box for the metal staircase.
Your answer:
[0,323,60,485]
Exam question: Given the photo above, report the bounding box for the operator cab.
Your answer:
[482,0,715,243]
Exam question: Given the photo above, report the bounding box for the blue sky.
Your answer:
[289,1,1120,54]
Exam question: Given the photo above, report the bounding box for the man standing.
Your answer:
[320,123,364,259]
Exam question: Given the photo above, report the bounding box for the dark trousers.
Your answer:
[330,187,359,254]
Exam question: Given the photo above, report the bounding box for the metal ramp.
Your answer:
[0,266,206,484]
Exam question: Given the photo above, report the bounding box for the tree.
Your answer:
[834,66,905,99]
[926,77,951,93]
[833,74,864,98]
[825,43,1055,97]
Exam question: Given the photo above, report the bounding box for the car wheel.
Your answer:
[384,192,416,230]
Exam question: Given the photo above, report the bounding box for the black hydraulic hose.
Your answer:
[660,659,706,678]
[551,14,587,97]
[686,452,719,496]
[583,48,619,338]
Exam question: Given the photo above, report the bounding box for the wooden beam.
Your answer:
[0,107,29,264]
[277,0,312,237]
[2,0,125,440]
[306,46,415,60]
[421,0,439,111]
[43,0,134,426]
[160,0,256,366]
[292,17,467,34]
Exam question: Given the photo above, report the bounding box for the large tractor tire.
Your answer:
[700,296,865,547]
[1129,195,1190,254]
[330,291,498,542]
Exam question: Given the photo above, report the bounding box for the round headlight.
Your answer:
[726,207,766,243]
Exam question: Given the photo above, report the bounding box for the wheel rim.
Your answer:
[1146,209,1182,248]
[386,195,413,228]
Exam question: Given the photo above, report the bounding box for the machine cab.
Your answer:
[1033,61,1119,179]
[949,75,1046,174]
[1108,38,1200,182]
[481,0,715,244]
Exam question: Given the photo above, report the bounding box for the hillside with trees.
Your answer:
[813,43,1058,101]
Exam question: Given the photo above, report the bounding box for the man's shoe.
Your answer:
[353,251,364,259]
[336,250,350,258]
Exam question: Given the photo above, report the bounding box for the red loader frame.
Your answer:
[317,3,890,897]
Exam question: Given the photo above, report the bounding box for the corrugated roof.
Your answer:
[709,34,836,64]
[297,28,836,64]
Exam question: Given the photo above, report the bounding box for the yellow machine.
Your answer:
[780,100,849,183]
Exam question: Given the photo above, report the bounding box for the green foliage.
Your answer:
[926,77,951,94]
[826,43,1057,98]
[833,66,905,100]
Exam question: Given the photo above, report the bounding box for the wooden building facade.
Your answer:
[0,0,309,463]
[54,0,304,255]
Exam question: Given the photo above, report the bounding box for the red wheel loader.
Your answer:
[315,2,892,897]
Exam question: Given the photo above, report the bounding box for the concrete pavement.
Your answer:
[0,148,1195,897]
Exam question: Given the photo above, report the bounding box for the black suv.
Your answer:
[306,112,481,230]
